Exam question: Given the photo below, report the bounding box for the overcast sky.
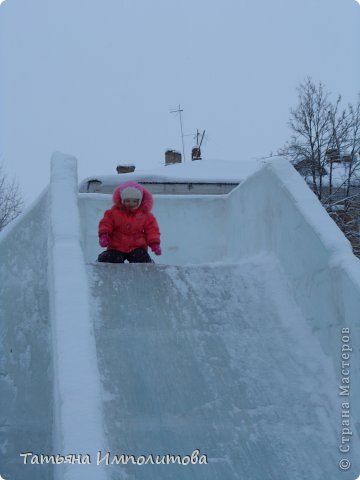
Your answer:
[0,0,359,204]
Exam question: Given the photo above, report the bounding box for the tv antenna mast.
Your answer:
[170,104,186,162]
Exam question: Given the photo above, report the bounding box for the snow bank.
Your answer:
[48,152,107,480]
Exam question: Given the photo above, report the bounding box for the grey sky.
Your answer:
[0,0,359,204]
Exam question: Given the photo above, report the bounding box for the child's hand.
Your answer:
[99,233,111,248]
[150,244,162,256]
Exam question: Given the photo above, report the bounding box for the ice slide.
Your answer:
[1,152,360,480]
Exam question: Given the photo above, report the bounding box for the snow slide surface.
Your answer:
[88,257,357,480]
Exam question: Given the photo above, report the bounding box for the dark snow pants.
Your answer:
[97,248,153,264]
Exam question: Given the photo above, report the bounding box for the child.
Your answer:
[97,181,161,263]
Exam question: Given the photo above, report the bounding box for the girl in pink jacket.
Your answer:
[98,181,161,263]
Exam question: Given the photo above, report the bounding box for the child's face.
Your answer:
[123,198,140,209]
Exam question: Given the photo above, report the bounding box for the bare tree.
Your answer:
[331,96,360,257]
[0,164,24,231]
[280,78,360,256]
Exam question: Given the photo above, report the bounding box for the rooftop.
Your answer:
[79,158,266,194]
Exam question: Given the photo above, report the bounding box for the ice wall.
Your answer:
[0,153,109,480]
[227,160,360,421]
[0,189,54,480]
[48,153,107,480]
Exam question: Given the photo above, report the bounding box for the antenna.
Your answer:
[198,129,205,148]
[170,104,186,162]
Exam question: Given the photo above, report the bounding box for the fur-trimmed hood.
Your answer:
[112,181,154,213]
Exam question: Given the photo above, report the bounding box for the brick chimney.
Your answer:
[165,150,182,165]
[116,164,136,174]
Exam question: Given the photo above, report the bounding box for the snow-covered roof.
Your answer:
[79,159,265,191]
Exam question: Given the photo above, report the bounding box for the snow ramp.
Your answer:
[88,259,350,480]
[1,152,360,480]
